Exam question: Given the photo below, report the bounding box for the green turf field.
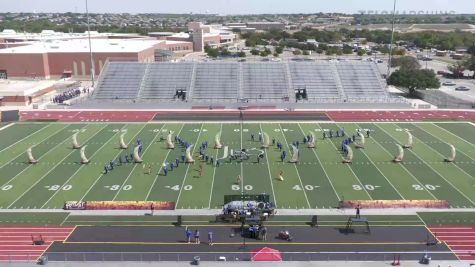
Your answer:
[0,121,474,210]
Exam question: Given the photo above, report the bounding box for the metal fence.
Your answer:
[32,251,451,262]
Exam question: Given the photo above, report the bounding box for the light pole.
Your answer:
[86,0,95,87]
[387,0,397,78]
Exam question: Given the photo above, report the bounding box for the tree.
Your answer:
[342,45,353,54]
[250,49,260,56]
[204,45,219,58]
[393,48,406,56]
[273,52,279,57]
[275,46,284,54]
[463,55,475,78]
[388,69,440,95]
[391,56,421,71]
[357,49,366,57]
[237,51,246,58]
[293,49,302,56]
[303,50,310,56]
[448,62,466,78]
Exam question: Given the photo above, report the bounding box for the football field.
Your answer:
[0,121,474,210]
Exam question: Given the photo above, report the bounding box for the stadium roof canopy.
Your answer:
[0,39,162,54]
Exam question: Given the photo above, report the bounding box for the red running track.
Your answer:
[0,226,74,262]
[429,226,475,261]
[19,110,475,122]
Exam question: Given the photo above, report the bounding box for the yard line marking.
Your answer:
[0,124,68,170]
[111,124,164,201]
[77,124,145,202]
[361,124,437,200]
[145,124,185,201]
[41,125,123,208]
[0,124,50,154]
[297,123,340,202]
[6,124,105,209]
[317,123,372,200]
[378,124,475,206]
[240,122,244,192]
[277,123,311,208]
[259,123,277,207]
[432,123,475,150]
[349,123,405,200]
[413,124,475,181]
[208,123,223,209]
[0,124,74,189]
[0,123,14,132]
[175,123,204,209]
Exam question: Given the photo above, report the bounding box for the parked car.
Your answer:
[442,81,456,86]
[455,86,470,91]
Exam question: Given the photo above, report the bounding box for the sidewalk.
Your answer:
[3,260,473,267]
[1,208,475,216]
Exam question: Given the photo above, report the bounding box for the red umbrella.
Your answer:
[250,247,282,261]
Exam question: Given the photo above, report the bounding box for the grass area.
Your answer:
[63,214,422,226]
[0,212,68,225]
[418,212,475,226]
[0,122,474,210]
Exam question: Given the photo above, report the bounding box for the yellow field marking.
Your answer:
[63,241,428,245]
[72,224,425,227]
[63,225,77,242]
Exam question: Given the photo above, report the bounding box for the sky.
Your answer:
[2,0,475,15]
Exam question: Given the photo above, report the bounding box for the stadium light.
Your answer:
[387,0,397,78]
[86,0,95,87]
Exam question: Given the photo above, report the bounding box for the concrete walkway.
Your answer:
[1,208,475,216]
[3,260,473,267]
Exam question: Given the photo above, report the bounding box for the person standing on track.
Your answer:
[194,229,200,244]
[356,204,361,219]
[208,231,213,246]
[186,228,192,243]
[236,174,241,185]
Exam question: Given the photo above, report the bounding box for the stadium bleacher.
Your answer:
[289,62,341,101]
[241,63,290,101]
[192,63,238,100]
[140,63,194,100]
[94,62,146,99]
[336,63,388,99]
[92,61,397,105]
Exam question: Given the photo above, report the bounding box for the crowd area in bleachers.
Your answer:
[52,87,89,104]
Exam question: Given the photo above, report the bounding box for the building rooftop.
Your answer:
[0,79,57,96]
[0,39,162,54]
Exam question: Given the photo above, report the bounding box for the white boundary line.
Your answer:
[0,124,67,170]
[316,123,373,200]
[207,123,223,209]
[144,124,185,201]
[111,124,165,201]
[259,123,278,207]
[6,124,106,209]
[336,122,405,200]
[431,123,475,150]
[377,123,475,207]
[413,124,475,181]
[277,123,311,209]
[0,123,14,132]
[77,124,145,202]
[240,122,244,192]
[41,125,124,208]
[297,123,340,203]
[355,123,437,200]
[0,123,50,155]
[175,123,204,208]
[0,124,74,188]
